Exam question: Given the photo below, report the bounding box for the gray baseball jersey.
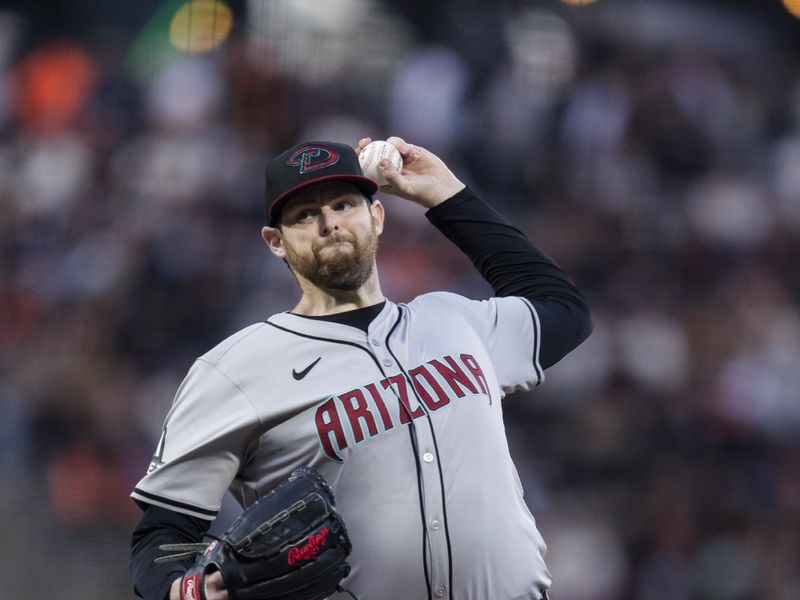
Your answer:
[133,292,550,600]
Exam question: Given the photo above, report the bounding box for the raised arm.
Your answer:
[358,136,592,368]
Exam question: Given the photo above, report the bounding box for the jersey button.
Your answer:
[435,586,446,598]
[382,359,393,367]
[431,519,441,530]
[422,452,434,463]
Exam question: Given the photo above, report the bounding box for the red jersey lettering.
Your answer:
[430,356,479,397]
[339,389,378,443]
[382,374,424,424]
[409,365,450,410]
[315,397,347,461]
[365,382,395,431]
[461,353,489,395]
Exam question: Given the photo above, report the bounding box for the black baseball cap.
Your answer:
[264,141,379,226]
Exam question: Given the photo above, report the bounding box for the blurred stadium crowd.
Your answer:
[1,0,799,598]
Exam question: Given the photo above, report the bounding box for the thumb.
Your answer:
[204,571,229,600]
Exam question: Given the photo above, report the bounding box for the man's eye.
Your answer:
[334,200,354,211]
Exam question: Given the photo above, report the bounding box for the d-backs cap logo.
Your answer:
[287,144,340,174]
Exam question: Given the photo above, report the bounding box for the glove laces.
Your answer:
[154,534,223,563]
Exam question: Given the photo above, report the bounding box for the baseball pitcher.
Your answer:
[129,137,592,600]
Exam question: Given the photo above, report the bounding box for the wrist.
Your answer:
[170,577,182,600]
[172,573,205,600]
[421,180,466,209]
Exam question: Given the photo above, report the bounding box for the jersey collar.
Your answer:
[267,299,399,343]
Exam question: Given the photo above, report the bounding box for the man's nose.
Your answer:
[318,206,339,235]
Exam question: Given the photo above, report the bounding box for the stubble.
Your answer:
[283,228,379,291]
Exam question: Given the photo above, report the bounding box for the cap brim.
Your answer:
[268,174,380,225]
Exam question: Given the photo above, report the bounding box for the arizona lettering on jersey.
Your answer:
[316,353,488,461]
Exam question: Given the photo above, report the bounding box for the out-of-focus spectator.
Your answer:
[12,39,97,134]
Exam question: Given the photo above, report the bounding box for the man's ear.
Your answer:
[370,199,385,236]
[261,226,286,259]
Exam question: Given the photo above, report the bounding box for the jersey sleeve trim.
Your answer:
[519,297,544,385]
[131,488,219,520]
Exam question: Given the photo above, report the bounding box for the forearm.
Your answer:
[130,504,211,600]
[426,187,592,368]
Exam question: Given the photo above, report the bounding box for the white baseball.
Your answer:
[358,140,403,187]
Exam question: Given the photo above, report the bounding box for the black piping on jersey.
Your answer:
[383,310,434,600]
[132,487,219,518]
[386,305,454,600]
[520,297,544,384]
[154,423,167,464]
[265,318,434,600]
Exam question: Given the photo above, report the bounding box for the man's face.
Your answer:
[263,182,384,291]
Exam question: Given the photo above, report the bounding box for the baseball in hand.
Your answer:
[358,140,403,187]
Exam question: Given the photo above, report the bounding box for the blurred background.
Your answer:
[1,0,799,598]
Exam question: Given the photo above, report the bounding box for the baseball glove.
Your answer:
[157,466,352,600]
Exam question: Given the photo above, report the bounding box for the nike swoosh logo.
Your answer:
[292,357,322,380]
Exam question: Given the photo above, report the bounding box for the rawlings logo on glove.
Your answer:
[288,527,331,566]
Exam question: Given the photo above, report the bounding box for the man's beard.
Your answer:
[284,229,379,291]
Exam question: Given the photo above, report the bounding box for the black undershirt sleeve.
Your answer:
[130,503,211,600]
[426,186,592,369]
